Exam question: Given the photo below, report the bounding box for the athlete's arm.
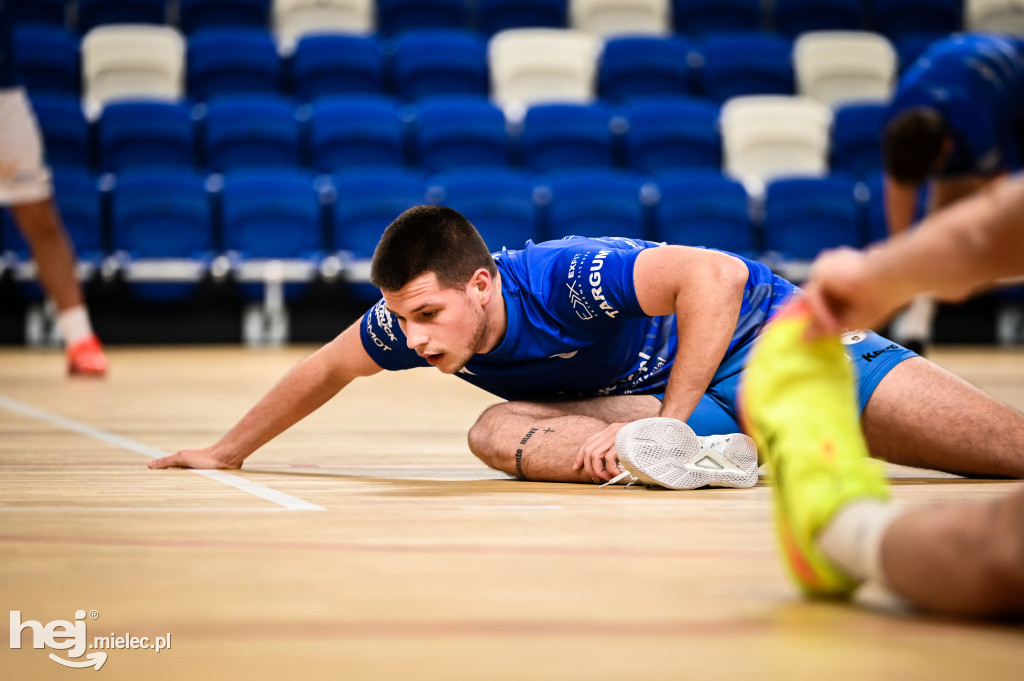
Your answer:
[149,319,382,469]
[806,175,1024,336]
[883,174,921,238]
[574,246,748,481]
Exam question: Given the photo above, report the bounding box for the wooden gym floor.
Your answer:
[1,345,1022,680]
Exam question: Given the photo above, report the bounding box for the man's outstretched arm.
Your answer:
[149,319,382,469]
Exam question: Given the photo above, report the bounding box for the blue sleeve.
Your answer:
[359,299,428,371]
[536,237,651,330]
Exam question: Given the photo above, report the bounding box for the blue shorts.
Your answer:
[655,330,917,436]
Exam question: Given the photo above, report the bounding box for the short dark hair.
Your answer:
[882,107,949,185]
[370,205,497,292]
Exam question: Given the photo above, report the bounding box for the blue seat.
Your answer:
[476,0,567,35]
[697,32,794,103]
[331,167,427,258]
[8,0,67,25]
[764,175,863,261]
[520,103,614,172]
[773,0,864,38]
[12,26,80,95]
[1,168,105,262]
[77,0,167,32]
[432,167,538,249]
[221,168,322,258]
[309,95,405,172]
[204,94,301,171]
[188,28,281,101]
[292,34,383,101]
[623,96,720,172]
[672,0,762,34]
[831,103,887,177]
[542,169,648,239]
[110,167,213,300]
[376,0,470,36]
[894,32,946,72]
[179,0,271,34]
[653,169,754,254]
[391,29,488,102]
[869,0,962,41]
[598,36,694,103]
[29,93,91,168]
[99,100,195,171]
[414,96,509,172]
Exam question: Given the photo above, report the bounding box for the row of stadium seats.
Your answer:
[12,25,910,112]
[29,93,887,182]
[1,166,891,296]
[12,0,996,42]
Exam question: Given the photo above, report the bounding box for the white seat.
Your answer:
[965,0,1024,33]
[720,95,833,192]
[793,31,897,108]
[489,28,602,121]
[273,0,375,55]
[81,25,185,120]
[569,0,672,38]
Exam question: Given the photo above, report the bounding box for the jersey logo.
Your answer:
[549,351,578,359]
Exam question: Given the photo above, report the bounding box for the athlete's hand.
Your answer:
[574,423,627,483]
[803,247,907,340]
[148,446,241,470]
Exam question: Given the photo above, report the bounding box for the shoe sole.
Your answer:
[616,417,759,490]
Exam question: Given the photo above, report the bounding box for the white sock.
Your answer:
[893,295,935,343]
[57,306,94,346]
[817,500,900,587]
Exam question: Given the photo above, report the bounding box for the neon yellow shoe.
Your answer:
[740,298,890,599]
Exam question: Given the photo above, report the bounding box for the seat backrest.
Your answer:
[773,0,864,37]
[12,25,81,95]
[520,102,614,171]
[569,0,671,37]
[99,100,196,171]
[273,0,375,55]
[78,0,167,33]
[672,0,762,34]
[393,29,489,101]
[414,95,510,172]
[187,28,281,101]
[112,168,212,257]
[542,169,648,238]
[871,0,962,39]
[204,93,301,171]
[598,35,694,102]
[698,31,794,103]
[830,102,887,176]
[965,0,1024,33]
[376,0,470,36]
[309,94,406,171]
[653,169,754,253]
[221,167,322,257]
[8,0,69,26]
[489,28,602,119]
[30,93,92,168]
[81,24,186,119]
[793,31,897,107]
[623,95,721,171]
[432,167,540,249]
[720,95,833,190]
[476,0,568,36]
[179,0,272,34]
[331,167,427,256]
[763,174,862,259]
[292,34,383,100]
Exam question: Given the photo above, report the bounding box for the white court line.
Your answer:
[0,394,325,512]
[0,507,294,513]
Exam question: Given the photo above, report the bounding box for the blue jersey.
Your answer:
[360,237,794,402]
[887,34,1024,177]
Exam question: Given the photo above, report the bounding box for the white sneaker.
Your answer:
[614,417,759,490]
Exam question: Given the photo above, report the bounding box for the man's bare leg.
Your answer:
[881,485,1024,616]
[11,198,84,311]
[863,357,1024,477]
[467,395,661,482]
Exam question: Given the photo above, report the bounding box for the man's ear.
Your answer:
[470,268,492,302]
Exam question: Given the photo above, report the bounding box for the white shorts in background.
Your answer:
[0,87,54,205]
